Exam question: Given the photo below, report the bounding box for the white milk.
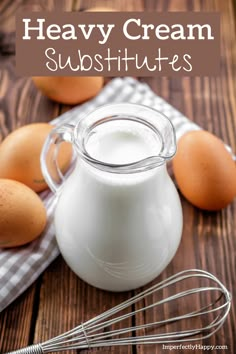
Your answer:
[54,119,183,291]
[85,119,161,164]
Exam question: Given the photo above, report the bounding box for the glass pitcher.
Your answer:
[41,103,183,291]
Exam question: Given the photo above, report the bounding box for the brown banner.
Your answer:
[16,12,220,76]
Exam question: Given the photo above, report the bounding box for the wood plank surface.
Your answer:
[0,0,235,353]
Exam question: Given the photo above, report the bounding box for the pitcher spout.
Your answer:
[72,103,177,173]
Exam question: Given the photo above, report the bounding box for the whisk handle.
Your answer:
[5,344,43,354]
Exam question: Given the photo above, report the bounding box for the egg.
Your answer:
[32,76,104,105]
[0,179,47,248]
[172,130,236,211]
[0,123,72,192]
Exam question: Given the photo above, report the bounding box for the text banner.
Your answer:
[16,12,220,76]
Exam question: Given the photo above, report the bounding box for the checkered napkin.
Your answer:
[0,77,201,312]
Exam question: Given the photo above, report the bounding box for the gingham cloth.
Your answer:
[0,77,202,312]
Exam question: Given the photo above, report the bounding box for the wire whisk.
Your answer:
[6,269,231,354]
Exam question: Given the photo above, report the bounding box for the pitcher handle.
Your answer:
[40,123,75,194]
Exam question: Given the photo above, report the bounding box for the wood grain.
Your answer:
[0,0,235,353]
[0,285,37,350]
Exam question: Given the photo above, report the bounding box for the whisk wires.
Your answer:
[40,269,231,352]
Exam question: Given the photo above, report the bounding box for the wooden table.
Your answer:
[0,1,235,353]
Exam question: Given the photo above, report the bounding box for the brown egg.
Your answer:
[32,76,104,105]
[0,123,72,192]
[172,130,236,211]
[0,179,47,248]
